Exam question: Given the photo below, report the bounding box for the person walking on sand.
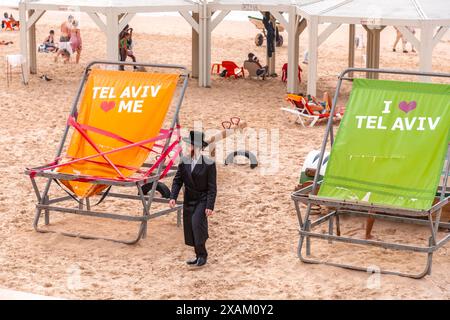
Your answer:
[169,131,217,268]
[392,26,416,53]
[70,20,82,64]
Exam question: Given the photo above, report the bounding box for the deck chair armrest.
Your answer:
[26,170,160,187]
[306,194,428,217]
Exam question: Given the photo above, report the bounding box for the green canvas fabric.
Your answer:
[318,79,450,210]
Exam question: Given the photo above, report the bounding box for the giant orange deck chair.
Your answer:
[26,61,188,244]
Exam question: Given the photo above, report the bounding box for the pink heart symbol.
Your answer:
[100,101,115,112]
[398,100,416,113]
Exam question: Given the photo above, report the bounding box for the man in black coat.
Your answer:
[169,131,217,267]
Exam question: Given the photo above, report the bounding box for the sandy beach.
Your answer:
[0,9,450,299]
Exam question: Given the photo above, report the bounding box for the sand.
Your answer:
[0,10,450,299]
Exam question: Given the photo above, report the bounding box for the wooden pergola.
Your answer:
[18,0,202,84]
[295,0,450,95]
[18,0,450,94]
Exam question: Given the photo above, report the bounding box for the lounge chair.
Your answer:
[281,63,302,83]
[243,61,264,79]
[221,60,244,78]
[2,20,19,31]
[25,61,188,244]
[291,68,450,278]
[281,93,341,127]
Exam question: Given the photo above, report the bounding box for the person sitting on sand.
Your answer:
[40,30,57,52]
[0,40,13,45]
[8,13,19,29]
[54,48,70,64]
[70,20,82,64]
[1,12,8,29]
[245,53,268,79]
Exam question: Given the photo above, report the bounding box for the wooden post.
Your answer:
[363,25,385,79]
[348,24,355,77]
[287,7,299,93]
[28,10,37,74]
[19,1,29,83]
[106,9,119,63]
[307,16,319,96]
[192,12,199,79]
[419,23,434,82]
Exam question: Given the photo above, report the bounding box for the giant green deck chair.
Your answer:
[292,68,450,278]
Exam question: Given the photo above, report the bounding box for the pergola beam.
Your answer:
[271,11,288,30]
[118,13,136,32]
[432,26,449,48]
[87,12,107,34]
[179,10,199,33]
[396,26,421,51]
[26,9,45,30]
[318,23,340,47]
[211,10,230,31]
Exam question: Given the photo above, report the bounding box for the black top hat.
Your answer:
[182,131,208,148]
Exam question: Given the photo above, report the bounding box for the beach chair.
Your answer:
[291,68,450,278]
[221,60,244,79]
[243,61,263,79]
[25,61,188,244]
[281,63,302,83]
[281,93,339,127]
[2,20,19,31]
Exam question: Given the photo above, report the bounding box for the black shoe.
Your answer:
[196,257,207,267]
[392,48,396,52]
[186,258,198,265]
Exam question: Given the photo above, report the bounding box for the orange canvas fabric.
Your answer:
[57,69,179,198]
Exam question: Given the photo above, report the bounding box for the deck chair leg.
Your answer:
[85,198,91,211]
[305,220,311,256]
[78,198,84,210]
[33,178,53,230]
[427,237,433,275]
[335,212,341,236]
[309,116,319,127]
[137,183,151,239]
[298,116,306,127]
[44,195,50,225]
[328,216,334,244]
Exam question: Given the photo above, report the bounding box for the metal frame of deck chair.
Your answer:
[25,60,188,244]
[291,68,450,278]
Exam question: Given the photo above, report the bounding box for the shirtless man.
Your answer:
[60,15,73,43]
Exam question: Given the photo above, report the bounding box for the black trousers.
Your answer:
[119,48,127,71]
[195,243,207,259]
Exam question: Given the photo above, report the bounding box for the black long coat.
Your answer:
[170,155,217,246]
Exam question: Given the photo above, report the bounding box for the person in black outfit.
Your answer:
[263,12,275,58]
[169,131,217,267]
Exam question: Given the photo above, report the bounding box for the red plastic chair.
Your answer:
[221,61,244,79]
[2,20,19,31]
[281,63,302,83]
